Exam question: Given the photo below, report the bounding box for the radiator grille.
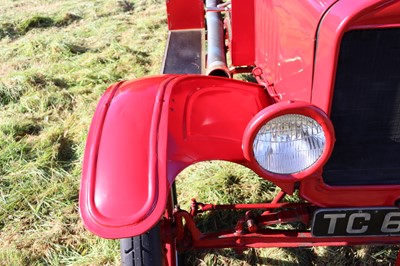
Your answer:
[323,28,400,186]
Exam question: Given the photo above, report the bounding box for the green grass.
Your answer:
[0,0,398,265]
[0,0,166,265]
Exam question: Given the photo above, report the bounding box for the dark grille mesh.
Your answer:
[323,28,400,186]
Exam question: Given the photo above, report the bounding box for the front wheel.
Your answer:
[120,225,163,266]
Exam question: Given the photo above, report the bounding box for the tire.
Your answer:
[120,224,163,266]
[121,185,179,265]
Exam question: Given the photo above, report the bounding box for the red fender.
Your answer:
[79,75,271,238]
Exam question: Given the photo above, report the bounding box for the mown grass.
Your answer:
[0,0,398,265]
[0,0,166,265]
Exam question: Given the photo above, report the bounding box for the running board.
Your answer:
[161,30,204,74]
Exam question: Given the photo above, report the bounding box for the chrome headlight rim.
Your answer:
[242,101,335,183]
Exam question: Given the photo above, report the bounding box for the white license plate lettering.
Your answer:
[312,208,400,237]
[381,212,400,233]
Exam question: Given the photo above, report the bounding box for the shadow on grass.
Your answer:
[0,13,82,40]
[57,136,77,171]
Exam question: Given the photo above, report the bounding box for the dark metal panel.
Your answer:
[323,28,400,186]
[161,30,204,74]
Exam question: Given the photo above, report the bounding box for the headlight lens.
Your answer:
[253,114,326,174]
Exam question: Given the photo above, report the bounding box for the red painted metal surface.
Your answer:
[80,76,174,238]
[170,198,400,250]
[179,229,400,249]
[80,0,400,260]
[163,193,177,266]
[312,0,400,113]
[301,177,400,207]
[161,75,271,183]
[80,75,272,238]
[302,0,400,207]
[351,0,400,29]
[166,0,204,30]
[253,0,337,102]
[230,0,255,67]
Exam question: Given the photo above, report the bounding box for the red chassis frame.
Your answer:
[79,0,400,264]
[168,193,400,250]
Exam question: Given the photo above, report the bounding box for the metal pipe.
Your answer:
[205,0,231,78]
[206,7,230,12]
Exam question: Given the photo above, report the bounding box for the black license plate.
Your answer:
[312,207,400,237]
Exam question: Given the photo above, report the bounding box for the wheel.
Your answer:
[120,220,181,266]
[120,184,179,266]
[120,224,163,266]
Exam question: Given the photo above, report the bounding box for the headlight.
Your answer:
[253,114,325,174]
[243,101,335,182]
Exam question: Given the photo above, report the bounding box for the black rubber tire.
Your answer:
[120,224,163,266]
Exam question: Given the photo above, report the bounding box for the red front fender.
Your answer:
[79,75,271,238]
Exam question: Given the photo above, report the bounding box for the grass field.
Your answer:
[0,0,398,265]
